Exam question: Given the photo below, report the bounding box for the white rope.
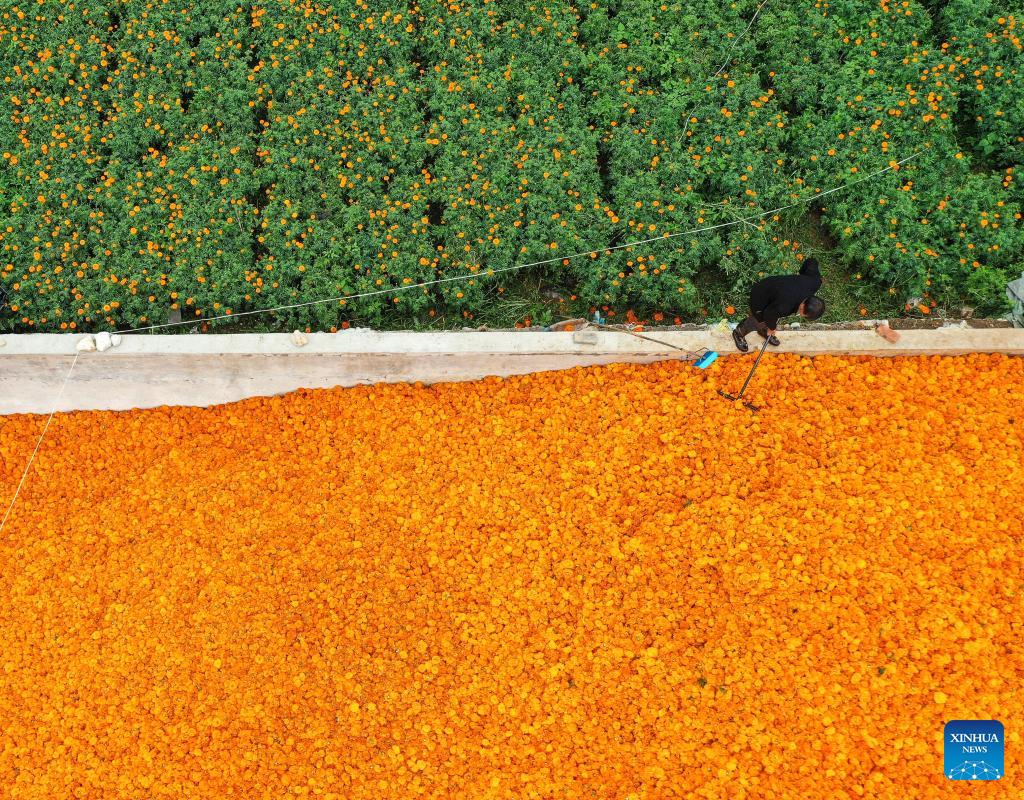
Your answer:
[713,0,771,78]
[673,0,772,145]
[0,352,80,537]
[112,152,920,335]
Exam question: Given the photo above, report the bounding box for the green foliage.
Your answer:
[938,0,1024,164]
[0,0,1021,332]
[758,0,1023,306]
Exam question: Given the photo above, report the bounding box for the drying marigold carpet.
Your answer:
[1,353,1022,799]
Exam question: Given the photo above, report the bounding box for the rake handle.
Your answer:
[734,336,771,399]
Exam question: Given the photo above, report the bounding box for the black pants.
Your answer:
[736,306,769,338]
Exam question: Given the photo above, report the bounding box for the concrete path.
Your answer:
[2,328,1023,415]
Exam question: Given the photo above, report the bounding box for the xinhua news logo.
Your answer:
[944,720,1003,781]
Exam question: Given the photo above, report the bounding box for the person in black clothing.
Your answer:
[732,257,825,352]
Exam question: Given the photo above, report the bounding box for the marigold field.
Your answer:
[1,0,1022,331]
[0,353,1022,798]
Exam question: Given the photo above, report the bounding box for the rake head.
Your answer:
[693,350,719,369]
[717,389,760,412]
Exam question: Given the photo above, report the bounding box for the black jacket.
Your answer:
[748,260,822,330]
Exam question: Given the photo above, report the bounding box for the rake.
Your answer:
[717,335,770,411]
[551,316,720,369]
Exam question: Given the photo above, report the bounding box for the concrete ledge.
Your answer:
[2,328,1023,415]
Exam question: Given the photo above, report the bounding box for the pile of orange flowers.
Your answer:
[1,353,1021,798]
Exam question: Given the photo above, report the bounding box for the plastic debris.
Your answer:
[291,330,309,347]
[76,335,97,352]
[95,331,120,352]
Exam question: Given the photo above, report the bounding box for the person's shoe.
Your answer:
[757,331,781,347]
[732,327,750,353]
